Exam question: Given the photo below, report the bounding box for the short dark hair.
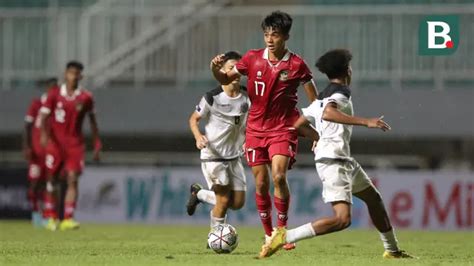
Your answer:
[66,60,84,71]
[261,11,293,36]
[36,77,58,88]
[315,49,353,79]
[222,51,242,63]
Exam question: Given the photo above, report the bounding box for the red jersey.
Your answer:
[235,48,313,136]
[25,95,47,151]
[41,84,95,146]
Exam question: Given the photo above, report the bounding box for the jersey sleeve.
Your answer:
[298,60,313,85]
[325,93,350,108]
[195,96,211,118]
[301,101,319,125]
[234,51,251,76]
[40,90,57,115]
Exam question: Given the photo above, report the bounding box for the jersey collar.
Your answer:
[60,84,82,100]
[263,48,291,61]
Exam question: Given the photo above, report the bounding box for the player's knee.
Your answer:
[230,198,245,210]
[335,214,352,230]
[216,195,231,209]
[254,178,269,194]
[272,172,287,188]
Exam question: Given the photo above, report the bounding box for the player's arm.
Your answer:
[210,54,241,85]
[88,112,102,162]
[189,111,208,150]
[38,111,50,147]
[323,102,391,131]
[294,116,319,142]
[22,120,33,160]
[302,80,318,102]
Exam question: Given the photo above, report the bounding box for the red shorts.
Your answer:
[45,141,85,176]
[28,142,46,181]
[245,131,298,169]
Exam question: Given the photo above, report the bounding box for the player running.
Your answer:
[39,61,102,231]
[186,51,249,230]
[259,49,414,259]
[23,78,58,226]
[210,11,318,248]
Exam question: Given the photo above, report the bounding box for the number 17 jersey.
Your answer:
[234,48,313,137]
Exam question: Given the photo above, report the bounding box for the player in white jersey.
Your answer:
[187,51,249,229]
[259,49,413,259]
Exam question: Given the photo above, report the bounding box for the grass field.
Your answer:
[1,221,473,266]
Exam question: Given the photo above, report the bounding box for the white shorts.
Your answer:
[201,158,247,191]
[316,159,373,204]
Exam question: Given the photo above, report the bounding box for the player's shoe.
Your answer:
[383,250,415,259]
[59,219,80,231]
[44,218,59,231]
[265,233,296,251]
[31,211,44,227]
[186,183,203,216]
[258,227,287,259]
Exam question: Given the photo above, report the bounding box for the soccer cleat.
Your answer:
[258,227,287,259]
[186,183,203,216]
[31,211,43,227]
[383,250,415,259]
[44,218,59,231]
[59,219,80,231]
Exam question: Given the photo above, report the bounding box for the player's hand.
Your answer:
[40,133,48,147]
[210,54,225,71]
[196,135,209,150]
[23,147,32,161]
[93,138,102,162]
[366,115,391,131]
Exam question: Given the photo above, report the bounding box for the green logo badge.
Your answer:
[419,15,459,56]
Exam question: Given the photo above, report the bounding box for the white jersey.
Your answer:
[195,86,250,160]
[302,83,353,161]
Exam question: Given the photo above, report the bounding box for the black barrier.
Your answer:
[0,168,30,219]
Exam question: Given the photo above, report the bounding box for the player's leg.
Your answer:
[227,157,246,210]
[210,184,231,228]
[27,162,42,226]
[351,164,413,258]
[186,162,218,216]
[270,155,290,228]
[60,145,84,230]
[252,164,273,237]
[42,143,62,230]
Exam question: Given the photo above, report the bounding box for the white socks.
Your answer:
[210,211,227,228]
[197,189,216,205]
[380,229,399,252]
[286,223,316,243]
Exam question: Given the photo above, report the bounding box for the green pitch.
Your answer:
[1,221,472,266]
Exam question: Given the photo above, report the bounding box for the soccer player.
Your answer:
[39,61,102,231]
[186,51,249,230]
[210,11,318,248]
[259,49,413,259]
[23,78,58,226]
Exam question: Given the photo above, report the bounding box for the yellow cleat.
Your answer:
[258,227,287,259]
[59,219,80,231]
[383,250,415,259]
[44,218,59,231]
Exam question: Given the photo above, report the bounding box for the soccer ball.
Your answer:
[207,224,239,254]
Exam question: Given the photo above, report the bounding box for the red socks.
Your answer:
[255,192,273,236]
[43,193,57,219]
[274,196,290,228]
[64,201,76,219]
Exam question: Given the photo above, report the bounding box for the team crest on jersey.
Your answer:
[279,70,289,81]
[257,71,262,79]
[240,102,249,113]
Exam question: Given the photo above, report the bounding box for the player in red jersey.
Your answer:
[39,61,102,231]
[22,78,58,226]
[210,11,319,249]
